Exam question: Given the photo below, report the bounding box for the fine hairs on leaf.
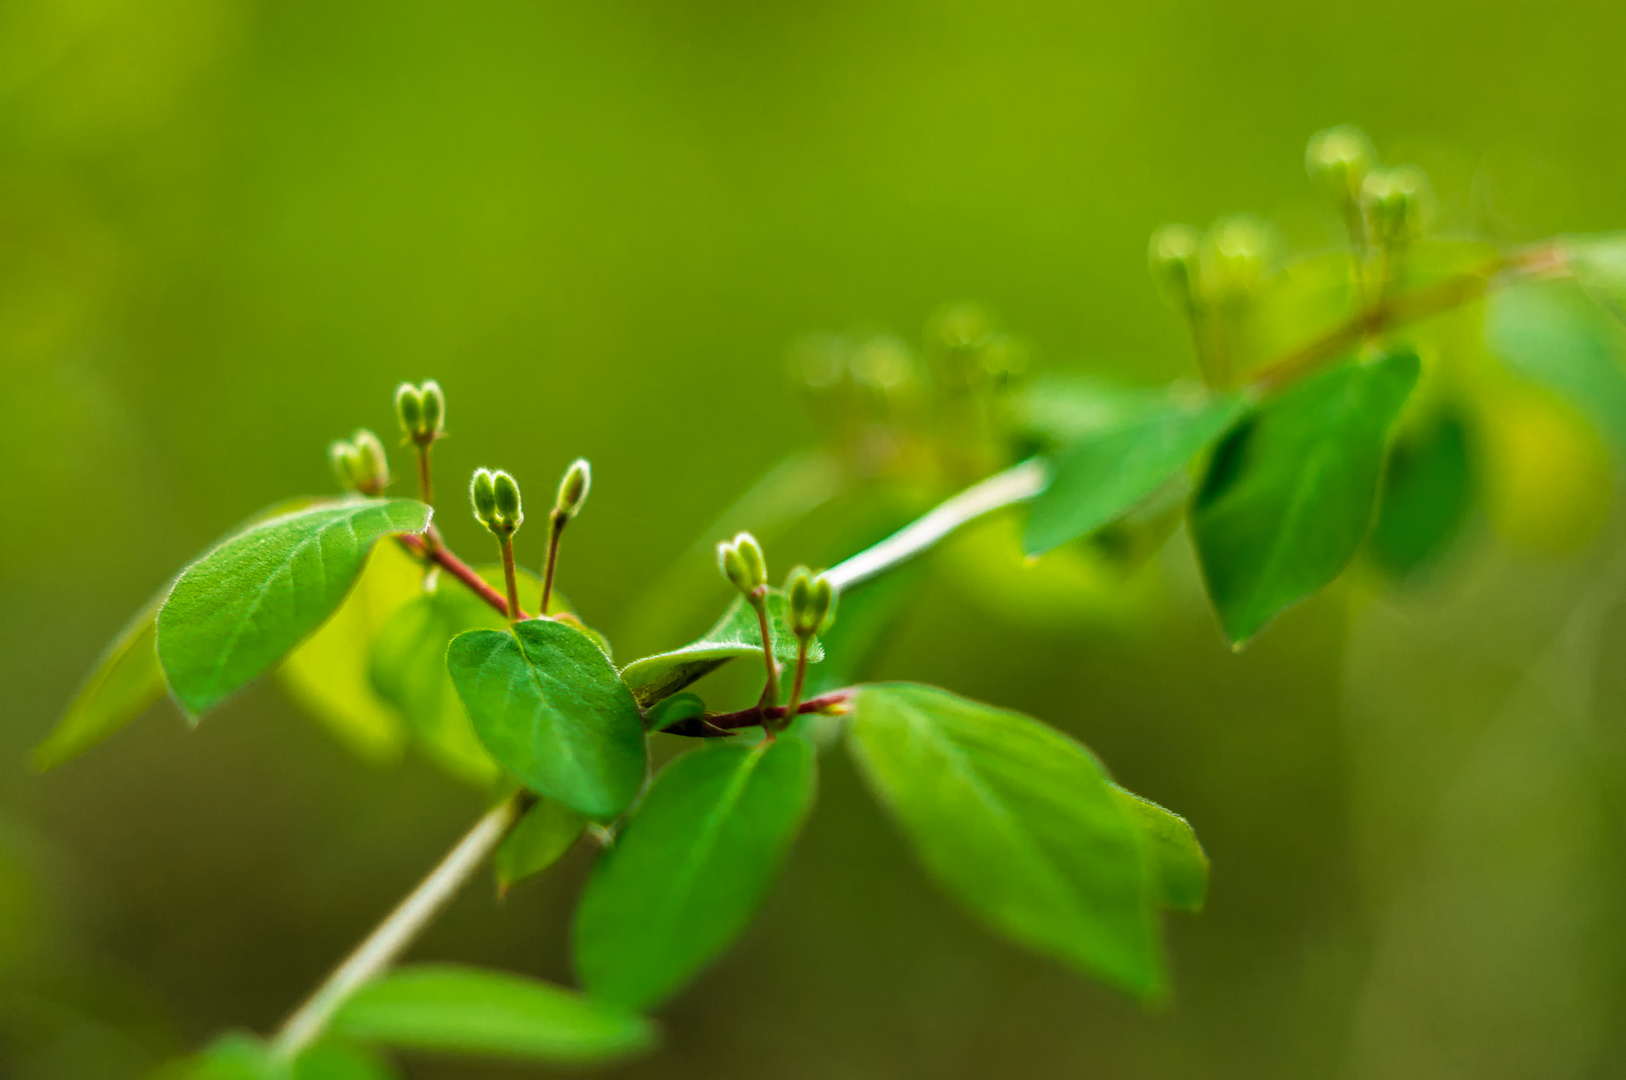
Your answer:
[57,123,1626,1074]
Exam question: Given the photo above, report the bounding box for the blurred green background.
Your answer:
[7,0,1626,1076]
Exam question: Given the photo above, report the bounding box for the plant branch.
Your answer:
[659,690,854,738]
[540,511,566,615]
[398,531,530,620]
[269,792,529,1062]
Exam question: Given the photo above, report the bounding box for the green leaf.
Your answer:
[845,683,1161,997]
[447,618,647,818]
[1012,374,1168,448]
[34,594,166,771]
[157,1034,274,1080]
[37,497,335,770]
[1026,391,1243,556]
[157,498,433,717]
[1191,350,1419,646]
[494,797,585,891]
[1566,232,1626,327]
[573,735,816,1010]
[330,964,655,1064]
[1368,407,1474,579]
[292,1041,401,1080]
[1486,280,1626,459]
[619,589,821,707]
[1110,785,1208,913]
[278,540,423,764]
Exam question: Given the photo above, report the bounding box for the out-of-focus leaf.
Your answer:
[619,590,820,708]
[1565,232,1626,326]
[1011,374,1167,448]
[37,498,334,769]
[1110,785,1208,913]
[1486,280,1626,460]
[34,595,166,771]
[1026,391,1242,556]
[448,618,646,819]
[645,691,706,731]
[330,965,655,1064]
[573,736,815,1010]
[1191,350,1419,646]
[157,499,433,717]
[846,683,1162,997]
[152,1034,273,1080]
[279,541,422,765]
[1369,407,1474,579]
[292,1041,401,1080]
[494,797,585,891]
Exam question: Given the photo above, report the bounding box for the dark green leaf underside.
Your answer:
[573,736,816,1010]
[495,797,586,890]
[1026,391,1243,556]
[1191,350,1419,646]
[330,964,655,1064]
[158,498,432,717]
[1369,408,1473,579]
[846,683,1162,997]
[448,618,646,819]
[619,589,821,707]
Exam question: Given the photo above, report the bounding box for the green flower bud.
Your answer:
[733,532,767,592]
[1362,165,1431,249]
[349,429,390,494]
[492,470,523,530]
[718,541,752,595]
[1305,125,1375,207]
[395,382,423,436]
[419,379,444,436]
[786,567,835,640]
[1200,215,1275,306]
[555,458,591,518]
[1149,224,1202,308]
[811,573,837,633]
[470,468,498,528]
[329,439,363,492]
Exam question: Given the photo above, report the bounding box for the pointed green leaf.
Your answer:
[330,964,655,1064]
[1368,407,1474,579]
[846,683,1161,997]
[278,540,423,765]
[1026,391,1243,556]
[1191,350,1419,646]
[618,589,821,707]
[34,594,166,771]
[1486,280,1626,459]
[494,797,585,891]
[447,618,646,818]
[157,499,432,717]
[1110,785,1208,913]
[573,735,816,1010]
[1566,232,1626,327]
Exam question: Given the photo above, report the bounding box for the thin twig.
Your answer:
[659,690,854,738]
[269,793,528,1062]
[397,532,528,619]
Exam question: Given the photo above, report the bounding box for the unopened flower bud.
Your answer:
[470,468,499,529]
[349,429,390,494]
[718,542,751,594]
[1362,165,1430,249]
[419,380,444,435]
[555,458,591,518]
[786,567,835,640]
[395,383,423,435]
[733,532,767,591]
[1305,125,1375,207]
[492,471,523,530]
[396,379,447,443]
[717,531,768,597]
[1200,215,1275,306]
[1149,224,1202,309]
[330,439,363,492]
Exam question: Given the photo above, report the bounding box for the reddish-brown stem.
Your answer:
[397,532,529,620]
[780,639,810,733]
[657,690,854,738]
[499,536,521,623]
[540,511,566,615]
[415,443,434,508]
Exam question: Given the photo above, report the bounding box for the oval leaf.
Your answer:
[34,594,166,771]
[1368,406,1474,579]
[278,540,423,764]
[330,964,655,1064]
[1191,350,1419,646]
[1109,785,1208,913]
[1025,391,1242,556]
[495,796,586,891]
[619,590,821,707]
[157,499,432,717]
[845,683,1162,997]
[573,735,816,1010]
[447,618,646,818]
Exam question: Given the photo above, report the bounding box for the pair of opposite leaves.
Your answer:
[1025,348,1422,645]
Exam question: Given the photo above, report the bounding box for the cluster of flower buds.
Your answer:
[395,380,446,445]
[717,531,769,599]
[470,468,523,536]
[784,565,836,641]
[554,458,592,522]
[1305,124,1431,253]
[1149,216,1276,314]
[330,429,390,495]
[1361,164,1431,249]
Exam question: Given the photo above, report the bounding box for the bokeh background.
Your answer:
[6,0,1626,1076]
